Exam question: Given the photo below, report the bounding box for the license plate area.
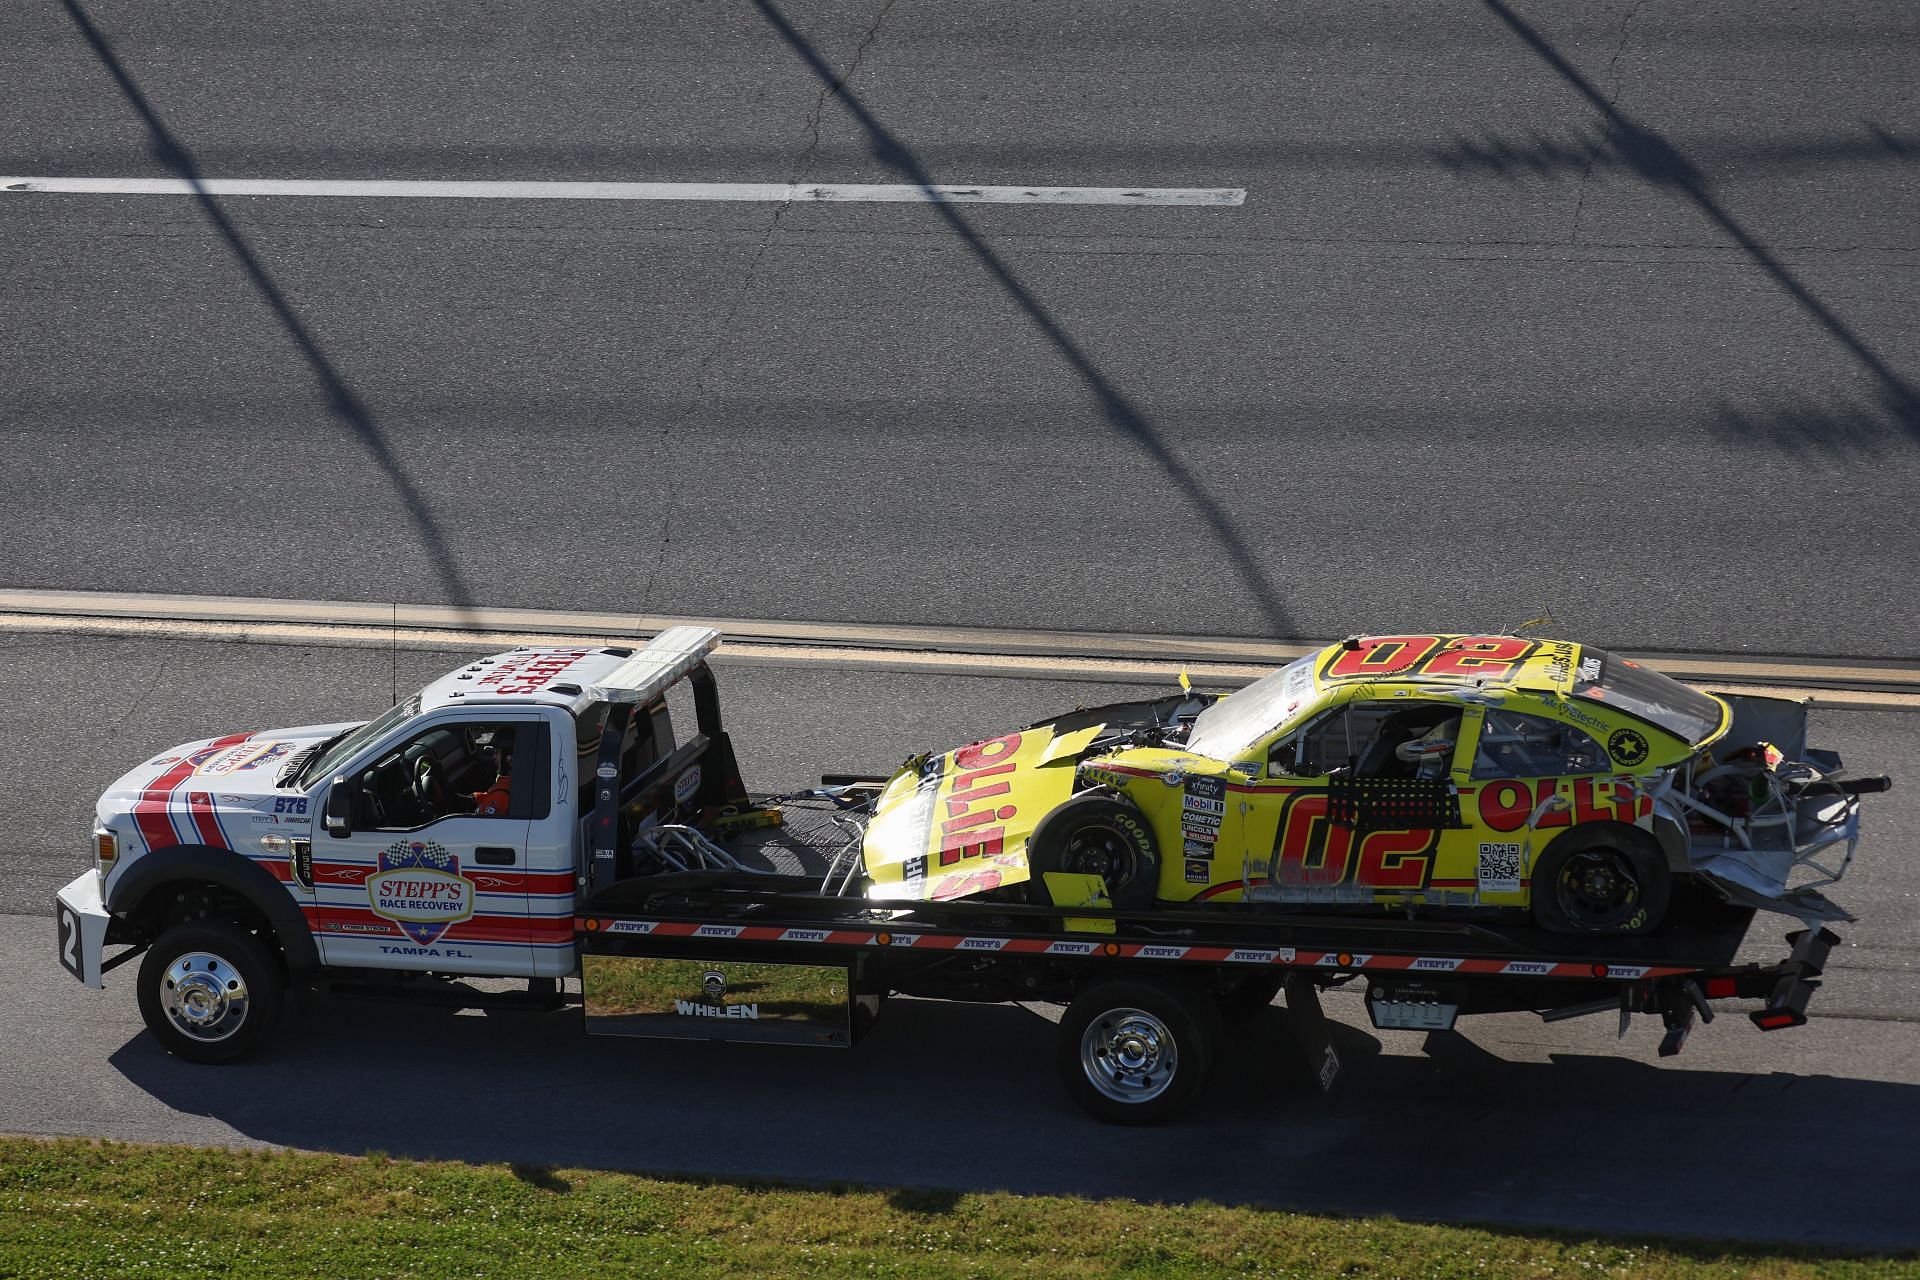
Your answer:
[1366,981,1460,1031]
[56,900,84,981]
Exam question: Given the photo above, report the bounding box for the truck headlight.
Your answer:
[94,827,118,872]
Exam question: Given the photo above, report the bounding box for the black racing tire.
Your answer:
[1026,794,1161,911]
[1531,824,1671,935]
[136,920,285,1064]
[1057,978,1222,1125]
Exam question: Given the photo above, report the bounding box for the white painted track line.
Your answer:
[0,588,1914,708]
[0,176,1246,207]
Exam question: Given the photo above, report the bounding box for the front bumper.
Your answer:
[55,869,111,988]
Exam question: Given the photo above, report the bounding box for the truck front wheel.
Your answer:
[136,921,285,1064]
[1057,978,1221,1124]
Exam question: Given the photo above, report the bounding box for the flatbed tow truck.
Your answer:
[57,628,1857,1123]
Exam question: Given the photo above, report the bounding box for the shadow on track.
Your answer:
[107,990,1920,1250]
[746,0,1293,638]
[1436,121,1918,185]
[1468,0,1920,453]
[61,0,480,617]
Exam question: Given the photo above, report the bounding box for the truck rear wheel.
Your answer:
[1057,978,1220,1124]
[136,920,285,1064]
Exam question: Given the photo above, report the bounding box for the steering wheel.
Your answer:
[412,755,444,810]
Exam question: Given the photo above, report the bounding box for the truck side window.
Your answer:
[355,720,543,829]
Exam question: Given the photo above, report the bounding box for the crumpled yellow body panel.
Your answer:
[862,725,1098,902]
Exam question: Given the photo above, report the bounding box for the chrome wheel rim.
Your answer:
[161,950,250,1043]
[1080,1006,1178,1104]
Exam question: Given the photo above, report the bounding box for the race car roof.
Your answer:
[1310,635,1584,694]
[1311,634,1729,746]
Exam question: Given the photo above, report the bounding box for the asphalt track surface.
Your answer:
[3,633,1919,1247]
[4,0,1920,1252]
[4,2,1919,656]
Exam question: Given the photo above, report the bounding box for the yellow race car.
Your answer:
[860,634,1881,933]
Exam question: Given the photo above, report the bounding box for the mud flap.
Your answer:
[1751,927,1840,1030]
[1283,972,1342,1105]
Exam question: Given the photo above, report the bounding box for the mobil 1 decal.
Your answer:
[1180,781,1226,883]
[1269,791,1438,890]
[1181,775,1226,841]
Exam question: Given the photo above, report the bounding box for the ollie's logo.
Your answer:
[367,840,473,945]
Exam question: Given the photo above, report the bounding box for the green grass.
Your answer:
[583,956,846,1017]
[0,1136,1913,1280]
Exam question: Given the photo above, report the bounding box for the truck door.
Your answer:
[314,714,554,977]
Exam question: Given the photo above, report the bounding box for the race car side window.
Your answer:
[1271,703,1420,778]
[1471,709,1608,779]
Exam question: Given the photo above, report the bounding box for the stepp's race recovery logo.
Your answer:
[367,840,474,945]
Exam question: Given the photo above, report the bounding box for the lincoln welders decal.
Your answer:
[367,840,474,945]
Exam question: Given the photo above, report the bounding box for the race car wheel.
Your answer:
[136,920,285,1064]
[1027,794,1160,911]
[1531,826,1670,935]
[1058,978,1221,1125]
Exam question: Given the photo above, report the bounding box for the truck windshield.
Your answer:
[302,694,422,785]
[1185,656,1318,760]
[1573,651,1726,745]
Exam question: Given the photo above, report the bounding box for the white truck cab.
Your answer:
[55,626,742,1061]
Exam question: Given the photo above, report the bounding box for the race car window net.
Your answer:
[305,693,422,783]
[1573,651,1723,745]
[1185,655,1317,760]
[1472,709,1608,780]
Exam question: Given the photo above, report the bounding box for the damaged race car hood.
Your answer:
[862,722,1104,902]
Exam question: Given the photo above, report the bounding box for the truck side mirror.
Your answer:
[323,776,354,838]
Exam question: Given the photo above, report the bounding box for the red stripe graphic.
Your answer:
[132,733,249,852]
[185,791,227,849]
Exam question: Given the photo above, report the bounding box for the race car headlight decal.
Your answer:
[94,828,118,870]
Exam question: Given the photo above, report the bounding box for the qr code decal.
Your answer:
[1477,842,1523,894]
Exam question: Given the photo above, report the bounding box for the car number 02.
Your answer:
[57,905,82,979]
[1323,634,1537,682]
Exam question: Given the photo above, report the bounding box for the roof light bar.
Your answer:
[587,626,721,705]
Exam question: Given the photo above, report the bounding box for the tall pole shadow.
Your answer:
[62,0,480,617]
[749,0,1292,637]
[1482,0,1920,437]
